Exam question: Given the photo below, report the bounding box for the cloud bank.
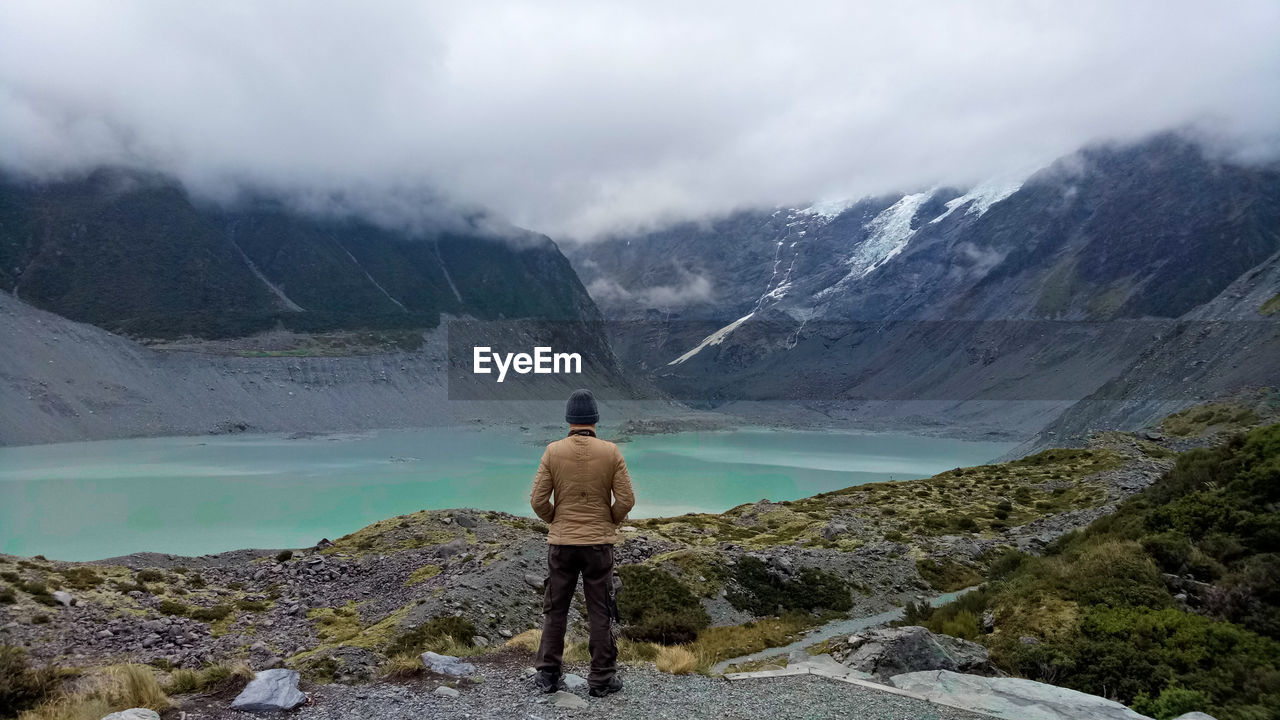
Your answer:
[1,1,1277,239]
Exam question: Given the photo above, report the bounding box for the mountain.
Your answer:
[0,169,599,339]
[0,169,657,446]
[568,133,1280,438]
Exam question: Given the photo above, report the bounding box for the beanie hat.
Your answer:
[565,388,599,425]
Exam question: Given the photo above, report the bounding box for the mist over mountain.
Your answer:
[569,133,1280,440]
[0,168,600,339]
[3,2,1277,238]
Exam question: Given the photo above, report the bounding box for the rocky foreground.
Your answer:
[200,653,987,720]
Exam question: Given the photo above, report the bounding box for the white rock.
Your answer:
[552,690,588,709]
[230,668,308,712]
[890,670,1154,720]
[1170,714,1218,720]
[52,591,73,607]
[101,710,161,720]
[433,685,460,697]
[563,673,588,690]
[421,651,476,677]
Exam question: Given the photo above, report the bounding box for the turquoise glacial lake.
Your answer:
[0,428,1015,561]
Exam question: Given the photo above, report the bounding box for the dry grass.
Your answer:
[504,628,542,653]
[564,642,590,663]
[20,665,169,720]
[164,662,253,695]
[380,653,423,679]
[654,645,696,675]
[687,613,829,674]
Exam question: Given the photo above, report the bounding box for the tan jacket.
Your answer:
[530,433,635,545]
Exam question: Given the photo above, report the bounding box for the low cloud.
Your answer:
[1,1,1277,239]
[587,272,713,308]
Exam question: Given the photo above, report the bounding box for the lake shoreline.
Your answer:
[0,425,1018,561]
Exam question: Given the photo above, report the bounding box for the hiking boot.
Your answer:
[532,670,560,694]
[588,675,623,698]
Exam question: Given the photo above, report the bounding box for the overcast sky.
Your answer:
[2,1,1277,240]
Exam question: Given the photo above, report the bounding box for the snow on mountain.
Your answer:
[846,190,933,278]
[667,312,754,365]
[798,198,856,218]
[930,179,1024,224]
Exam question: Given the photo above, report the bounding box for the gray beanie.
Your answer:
[565,388,599,425]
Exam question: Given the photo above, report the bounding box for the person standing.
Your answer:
[529,388,635,697]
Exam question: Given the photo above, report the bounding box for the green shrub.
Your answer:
[725,557,851,616]
[986,549,1029,580]
[940,610,981,640]
[1132,685,1213,720]
[617,565,710,644]
[385,616,477,657]
[136,570,166,583]
[0,587,13,605]
[901,600,934,625]
[57,567,103,590]
[1142,532,1193,573]
[0,572,18,583]
[916,558,982,592]
[189,605,232,622]
[1066,541,1170,609]
[157,600,190,616]
[926,425,1280,719]
[275,550,294,563]
[0,646,60,718]
[236,599,269,612]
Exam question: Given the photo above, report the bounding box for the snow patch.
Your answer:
[930,180,1023,224]
[845,191,933,278]
[799,198,855,218]
[667,313,754,366]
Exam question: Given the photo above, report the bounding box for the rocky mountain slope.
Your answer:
[0,290,675,447]
[569,133,1280,439]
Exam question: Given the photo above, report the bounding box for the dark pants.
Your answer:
[535,543,618,685]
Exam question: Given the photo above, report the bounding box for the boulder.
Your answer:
[841,626,992,679]
[787,652,872,681]
[435,538,468,558]
[421,651,476,677]
[433,685,460,697]
[523,573,545,590]
[101,710,161,720]
[230,668,308,712]
[52,591,74,607]
[563,673,588,690]
[890,670,1153,720]
[821,523,848,541]
[1170,714,1218,720]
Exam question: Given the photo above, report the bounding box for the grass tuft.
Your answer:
[504,629,542,653]
[654,645,696,675]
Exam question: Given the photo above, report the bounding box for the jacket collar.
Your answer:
[568,428,597,437]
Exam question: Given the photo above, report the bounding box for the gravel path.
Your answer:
[187,654,985,720]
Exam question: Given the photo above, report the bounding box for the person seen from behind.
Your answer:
[529,388,635,697]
